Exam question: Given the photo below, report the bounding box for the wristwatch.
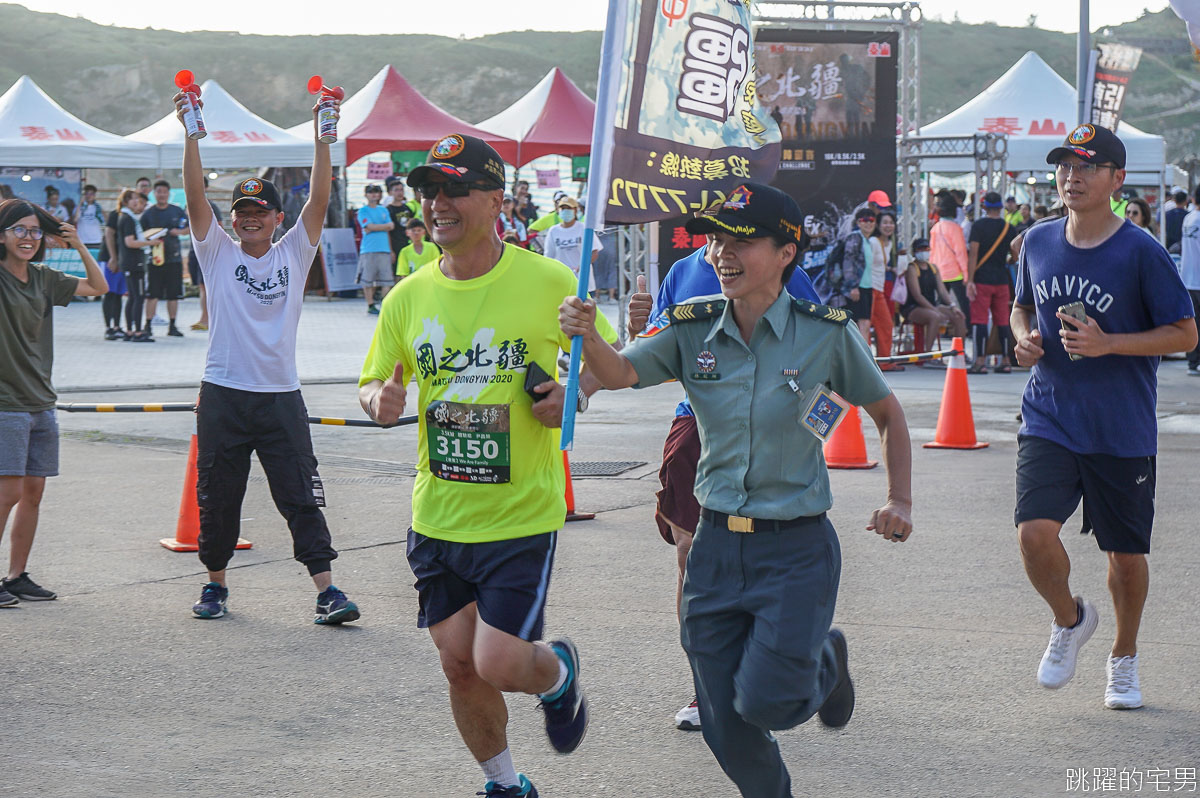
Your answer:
[576,390,589,414]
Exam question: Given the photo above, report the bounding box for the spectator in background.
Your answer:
[1164,191,1189,252]
[384,177,420,259]
[872,208,901,370]
[966,191,1017,374]
[394,218,440,280]
[135,177,152,199]
[73,185,104,254]
[355,184,394,315]
[543,196,600,295]
[1033,205,1050,222]
[496,194,528,248]
[1015,204,1034,234]
[1182,201,1200,375]
[1004,196,1022,227]
[98,192,126,340]
[42,187,68,223]
[529,190,571,235]
[140,180,189,338]
[930,195,970,323]
[593,228,619,303]
[831,207,881,346]
[117,190,155,342]
[902,237,966,353]
[1124,198,1157,241]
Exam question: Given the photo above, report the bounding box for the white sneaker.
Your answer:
[1105,655,1143,709]
[1037,596,1098,689]
[674,697,700,730]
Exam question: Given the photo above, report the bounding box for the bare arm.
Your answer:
[1057,313,1197,359]
[559,296,640,389]
[300,98,337,247]
[966,241,980,282]
[861,392,913,542]
[103,225,117,271]
[1010,303,1044,367]
[905,265,934,310]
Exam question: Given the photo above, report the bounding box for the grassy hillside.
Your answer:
[0,3,1195,160]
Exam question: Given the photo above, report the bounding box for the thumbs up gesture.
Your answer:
[627,273,653,339]
[373,362,408,424]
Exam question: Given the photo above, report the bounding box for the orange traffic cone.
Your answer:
[563,451,595,522]
[160,430,253,551]
[924,337,989,450]
[823,405,878,469]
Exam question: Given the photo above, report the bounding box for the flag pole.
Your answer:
[560,0,626,450]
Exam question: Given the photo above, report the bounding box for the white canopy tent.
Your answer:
[0,76,158,168]
[920,51,1167,184]
[129,80,314,170]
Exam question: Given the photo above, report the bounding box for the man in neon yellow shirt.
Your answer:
[395,218,440,279]
[359,133,616,798]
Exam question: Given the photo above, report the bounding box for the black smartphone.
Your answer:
[1058,301,1087,361]
[524,361,554,403]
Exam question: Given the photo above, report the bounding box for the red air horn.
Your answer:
[175,70,206,140]
[308,75,344,144]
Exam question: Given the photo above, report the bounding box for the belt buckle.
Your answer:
[727,515,755,533]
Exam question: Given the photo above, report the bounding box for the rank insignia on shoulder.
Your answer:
[667,299,725,324]
[793,298,851,325]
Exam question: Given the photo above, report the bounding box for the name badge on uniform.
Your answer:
[788,379,849,442]
[691,350,720,381]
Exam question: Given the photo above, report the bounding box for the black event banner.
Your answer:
[658,29,899,262]
[1088,43,1143,132]
[598,0,782,226]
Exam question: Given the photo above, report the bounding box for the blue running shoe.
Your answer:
[192,582,228,619]
[538,636,588,754]
[314,585,360,625]
[477,774,538,797]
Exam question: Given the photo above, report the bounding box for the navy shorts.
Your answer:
[406,528,558,641]
[1015,435,1155,554]
[0,410,59,477]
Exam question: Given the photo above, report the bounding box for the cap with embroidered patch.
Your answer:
[406,133,506,190]
[1046,124,1126,169]
[684,182,806,249]
[231,177,282,212]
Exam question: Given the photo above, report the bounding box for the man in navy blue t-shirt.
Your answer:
[1011,124,1196,710]
[625,238,819,731]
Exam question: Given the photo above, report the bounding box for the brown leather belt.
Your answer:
[700,508,826,534]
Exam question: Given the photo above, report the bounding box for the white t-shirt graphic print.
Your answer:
[193,219,319,392]
[543,223,603,292]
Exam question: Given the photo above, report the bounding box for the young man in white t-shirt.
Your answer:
[173,88,360,625]
[542,196,601,294]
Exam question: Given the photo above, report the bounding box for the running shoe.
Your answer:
[818,628,855,728]
[2,572,56,601]
[1104,655,1143,709]
[0,587,19,607]
[675,697,701,730]
[192,581,229,619]
[367,303,379,315]
[167,324,184,337]
[477,774,538,797]
[1037,596,1097,689]
[314,585,360,625]
[539,636,588,753]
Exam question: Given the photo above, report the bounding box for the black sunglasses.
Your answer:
[416,181,496,200]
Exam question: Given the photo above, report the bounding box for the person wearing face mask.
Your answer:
[542,196,601,295]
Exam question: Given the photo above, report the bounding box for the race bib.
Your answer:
[425,400,511,484]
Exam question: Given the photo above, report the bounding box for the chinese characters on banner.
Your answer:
[659,29,898,257]
[365,160,393,180]
[1088,43,1143,132]
[595,0,782,226]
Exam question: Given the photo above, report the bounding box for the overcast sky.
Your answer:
[13,0,1175,38]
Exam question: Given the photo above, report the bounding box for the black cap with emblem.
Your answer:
[684,182,808,251]
[1046,123,1127,169]
[231,177,282,212]
[406,133,507,190]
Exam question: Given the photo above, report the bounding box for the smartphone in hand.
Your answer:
[1058,301,1087,361]
[523,361,554,403]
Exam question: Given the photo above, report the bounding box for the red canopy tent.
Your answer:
[476,68,595,169]
[339,65,515,167]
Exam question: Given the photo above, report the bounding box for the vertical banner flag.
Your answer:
[1088,43,1143,131]
[561,0,783,449]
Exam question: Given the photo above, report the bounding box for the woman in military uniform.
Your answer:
[558,182,914,798]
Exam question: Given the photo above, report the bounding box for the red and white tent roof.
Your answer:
[920,51,1165,178]
[288,65,514,167]
[476,68,595,168]
[0,76,158,168]
[129,79,314,170]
